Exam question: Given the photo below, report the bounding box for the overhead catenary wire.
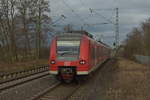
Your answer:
[89,8,114,24]
[78,0,96,23]
[53,0,108,29]
[50,15,66,25]
[53,0,117,41]
[88,7,120,47]
[61,0,88,25]
[93,8,115,11]
[92,8,116,24]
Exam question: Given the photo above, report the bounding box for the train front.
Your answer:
[49,34,88,82]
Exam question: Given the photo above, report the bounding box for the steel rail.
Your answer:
[0,66,48,84]
[0,71,50,92]
[30,82,61,100]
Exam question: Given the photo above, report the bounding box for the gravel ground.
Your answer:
[1,58,149,100]
[36,60,114,100]
[68,59,116,100]
[0,75,58,100]
[37,83,81,100]
[70,58,150,100]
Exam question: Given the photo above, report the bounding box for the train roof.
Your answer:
[67,30,93,38]
[97,40,111,49]
[55,30,93,41]
[55,31,111,49]
[56,33,82,41]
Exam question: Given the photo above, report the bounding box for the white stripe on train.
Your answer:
[49,59,106,75]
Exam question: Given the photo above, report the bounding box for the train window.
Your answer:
[56,40,80,61]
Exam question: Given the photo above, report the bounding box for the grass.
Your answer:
[0,59,48,74]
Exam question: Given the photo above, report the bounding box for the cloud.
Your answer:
[50,0,150,46]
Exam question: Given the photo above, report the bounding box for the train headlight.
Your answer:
[79,60,86,65]
[50,60,55,64]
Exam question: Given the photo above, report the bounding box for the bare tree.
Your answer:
[123,28,143,59]
[123,18,150,59]
[28,0,50,59]
[16,0,32,59]
[141,19,150,55]
[0,0,51,62]
[0,0,18,62]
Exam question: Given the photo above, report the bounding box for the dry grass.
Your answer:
[0,59,48,73]
[105,58,150,100]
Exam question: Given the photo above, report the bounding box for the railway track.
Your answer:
[34,83,82,100]
[0,66,49,84]
[64,84,82,100]
[0,66,49,92]
[0,64,82,100]
[0,59,114,100]
[32,59,113,100]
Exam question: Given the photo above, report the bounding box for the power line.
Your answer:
[51,15,66,25]
[84,23,109,27]
[78,0,95,23]
[94,8,115,11]
[89,8,114,24]
[61,0,88,25]
[94,8,115,21]
[89,8,120,47]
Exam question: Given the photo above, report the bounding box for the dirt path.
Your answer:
[70,58,150,100]
[92,58,150,100]
[108,58,150,100]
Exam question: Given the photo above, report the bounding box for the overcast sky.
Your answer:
[49,0,150,46]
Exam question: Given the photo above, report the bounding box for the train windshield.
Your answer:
[57,41,80,61]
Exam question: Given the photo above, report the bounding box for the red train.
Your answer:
[49,31,111,82]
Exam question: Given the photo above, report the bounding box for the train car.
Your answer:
[49,31,111,82]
